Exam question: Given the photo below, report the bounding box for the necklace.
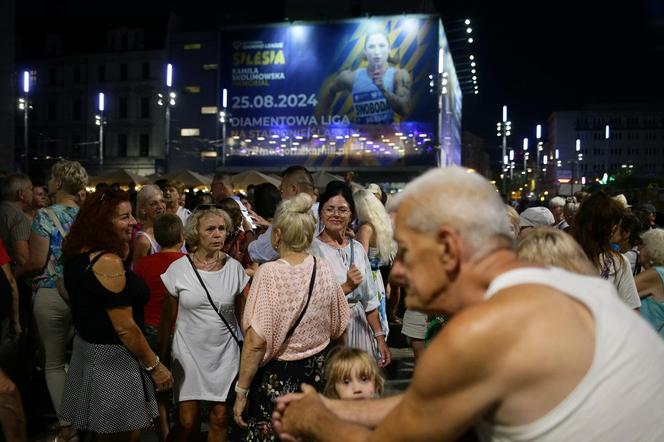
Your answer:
[193,252,219,266]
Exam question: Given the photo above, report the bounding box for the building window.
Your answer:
[119,96,128,119]
[118,133,128,157]
[201,106,218,114]
[140,97,150,119]
[181,128,200,136]
[49,67,56,85]
[98,64,105,82]
[203,64,218,70]
[184,86,201,93]
[142,62,150,80]
[139,134,150,156]
[184,43,202,50]
[73,66,81,83]
[120,63,128,81]
[72,98,81,121]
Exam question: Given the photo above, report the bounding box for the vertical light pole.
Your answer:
[219,88,228,167]
[509,149,515,181]
[522,137,529,185]
[575,138,582,184]
[96,92,105,167]
[21,71,30,173]
[604,124,610,178]
[535,124,542,193]
[497,105,511,197]
[165,63,173,172]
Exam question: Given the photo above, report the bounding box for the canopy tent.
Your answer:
[88,169,149,186]
[152,169,212,187]
[230,170,281,190]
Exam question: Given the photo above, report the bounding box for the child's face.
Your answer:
[334,371,376,400]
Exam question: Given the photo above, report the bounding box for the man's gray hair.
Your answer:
[0,174,31,201]
[387,166,511,257]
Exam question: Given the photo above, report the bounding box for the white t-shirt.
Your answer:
[600,253,641,309]
[161,254,249,402]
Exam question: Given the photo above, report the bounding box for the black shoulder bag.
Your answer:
[186,255,318,348]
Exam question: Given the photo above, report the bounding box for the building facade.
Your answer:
[548,104,664,181]
[17,27,166,176]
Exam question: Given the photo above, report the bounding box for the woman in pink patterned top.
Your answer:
[233,193,350,441]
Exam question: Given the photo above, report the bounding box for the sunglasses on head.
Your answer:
[193,203,225,213]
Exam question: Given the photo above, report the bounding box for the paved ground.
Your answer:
[20,324,414,442]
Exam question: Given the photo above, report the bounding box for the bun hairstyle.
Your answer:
[272,193,316,252]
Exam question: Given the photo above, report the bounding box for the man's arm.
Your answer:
[278,305,510,441]
[247,225,279,263]
[11,240,29,268]
[15,232,49,278]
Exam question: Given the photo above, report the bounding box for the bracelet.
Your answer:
[143,356,160,372]
[374,331,386,338]
[234,381,250,397]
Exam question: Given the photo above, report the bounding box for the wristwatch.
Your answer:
[234,381,249,397]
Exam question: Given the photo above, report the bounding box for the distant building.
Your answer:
[548,104,664,181]
[16,27,166,176]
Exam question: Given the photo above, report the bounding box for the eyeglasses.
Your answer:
[193,203,225,213]
[322,206,351,216]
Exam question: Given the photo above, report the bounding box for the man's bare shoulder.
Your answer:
[415,283,591,389]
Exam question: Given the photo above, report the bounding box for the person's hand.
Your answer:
[346,265,363,290]
[273,384,327,441]
[150,363,173,393]
[376,337,391,368]
[233,394,249,428]
[248,209,270,228]
[371,68,385,91]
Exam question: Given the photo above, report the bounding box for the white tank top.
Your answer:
[474,267,664,442]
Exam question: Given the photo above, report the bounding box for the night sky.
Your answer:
[16,0,664,146]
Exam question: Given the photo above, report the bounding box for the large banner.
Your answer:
[220,15,442,167]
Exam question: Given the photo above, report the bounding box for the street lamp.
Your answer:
[18,71,30,173]
[497,105,511,197]
[219,88,228,167]
[604,124,610,177]
[95,92,105,167]
[522,138,530,187]
[157,63,176,173]
[535,124,543,193]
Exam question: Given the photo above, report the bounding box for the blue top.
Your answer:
[351,67,396,124]
[31,204,79,292]
[641,267,664,338]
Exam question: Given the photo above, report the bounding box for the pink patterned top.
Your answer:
[243,255,350,364]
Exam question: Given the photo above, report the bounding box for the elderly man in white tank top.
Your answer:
[272,166,664,442]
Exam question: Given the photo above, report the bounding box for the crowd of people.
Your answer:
[1,162,663,442]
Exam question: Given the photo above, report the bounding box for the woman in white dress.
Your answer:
[310,183,391,367]
[161,206,250,441]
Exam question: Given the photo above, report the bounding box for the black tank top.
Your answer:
[64,252,149,345]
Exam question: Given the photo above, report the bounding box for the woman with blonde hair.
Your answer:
[132,184,166,267]
[505,205,520,241]
[233,193,349,439]
[17,159,88,442]
[354,189,395,335]
[516,227,597,276]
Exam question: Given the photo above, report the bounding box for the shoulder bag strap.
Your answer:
[283,257,317,343]
[186,254,241,347]
[43,207,68,239]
